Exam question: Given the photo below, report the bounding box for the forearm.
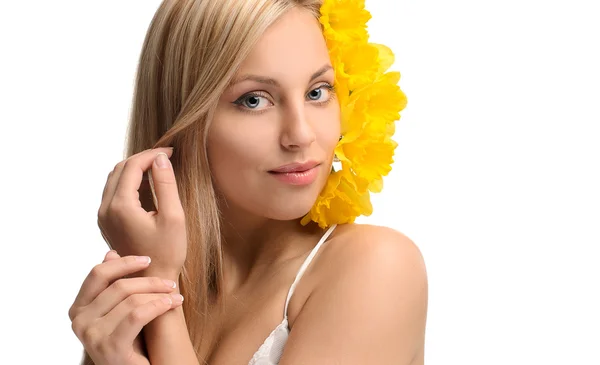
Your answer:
[142,271,200,365]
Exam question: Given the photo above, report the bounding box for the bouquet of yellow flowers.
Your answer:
[301,0,408,228]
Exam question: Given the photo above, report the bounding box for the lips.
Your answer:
[268,162,320,185]
[269,161,320,173]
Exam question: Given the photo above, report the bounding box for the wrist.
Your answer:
[137,267,182,282]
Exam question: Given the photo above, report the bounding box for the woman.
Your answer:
[68,0,428,364]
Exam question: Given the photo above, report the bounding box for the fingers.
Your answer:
[71,292,183,357]
[101,159,127,205]
[112,148,174,204]
[71,255,152,316]
[150,152,185,222]
[103,250,120,263]
[83,276,178,320]
[98,160,127,223]
[69,250,120,321]
[109,294,183,347]
[69,248,184,363]
[98,148,173,218]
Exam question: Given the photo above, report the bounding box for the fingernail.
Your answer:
[171,293,184,303]
[162,279,176,288]
[137,256,151,264]
[155,153,170,168]
[162,296,173,305]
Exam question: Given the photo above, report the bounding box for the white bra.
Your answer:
[247,224,338,365]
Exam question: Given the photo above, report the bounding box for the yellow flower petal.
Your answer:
[371,43,395,74]
[335,133,397,192]
[346,71,407,139]
[319,0,371,47]
[331,42,380,91]
[301,169,372,228]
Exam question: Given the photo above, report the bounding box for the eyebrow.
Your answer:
[229,64,333,88]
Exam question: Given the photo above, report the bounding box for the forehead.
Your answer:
[236,8,331,81]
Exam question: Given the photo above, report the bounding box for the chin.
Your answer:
[262,198,317,221]
[241,185,316,220]
[262,173,329,221]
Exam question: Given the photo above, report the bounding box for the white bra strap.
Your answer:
[283,224,338,319]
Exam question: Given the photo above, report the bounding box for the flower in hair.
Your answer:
[319,0,371,46]
[301,167,372,228]
[301,0,408,228]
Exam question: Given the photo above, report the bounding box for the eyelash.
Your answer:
[232,83,337,115]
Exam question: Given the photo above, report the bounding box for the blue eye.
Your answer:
[245,95,259,108]
[310,83,336,102]
[308,88,322,100]
[232,83,336,115]
[234,93,271,109]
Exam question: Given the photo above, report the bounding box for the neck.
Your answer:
[218,204,324,294]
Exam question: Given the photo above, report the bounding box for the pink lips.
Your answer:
[269,161,320,185]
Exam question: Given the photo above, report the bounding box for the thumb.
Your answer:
[103,250,120,262]
[151,152,184,220]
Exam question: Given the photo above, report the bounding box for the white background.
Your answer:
[1,0,598,364]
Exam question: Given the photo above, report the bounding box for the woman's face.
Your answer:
[208,7,340,221]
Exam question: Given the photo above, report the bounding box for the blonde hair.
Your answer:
[82,0,323,363]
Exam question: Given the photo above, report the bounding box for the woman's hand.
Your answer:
[69,250,184,365]
[97,147,187,276]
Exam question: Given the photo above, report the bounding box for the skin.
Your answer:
[208,6,340,294]
[70,7,427,365]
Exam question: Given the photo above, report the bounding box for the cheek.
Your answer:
[207,118,274,191]
[315,104,341,152]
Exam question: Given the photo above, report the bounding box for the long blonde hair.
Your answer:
[82,0,323,363]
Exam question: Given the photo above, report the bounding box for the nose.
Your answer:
[280,103,316,150]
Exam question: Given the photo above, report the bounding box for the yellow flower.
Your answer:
[330,42,396,92]
[343,71,407,141]
[319,0,371,48]
[301,168,373,229]
[335,134,398,193]
[330,42,380,91]
[332,72,406,194]
[364,72,406,128]
[330,45,400,136]
[302,0,407,228]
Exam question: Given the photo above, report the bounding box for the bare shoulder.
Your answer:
[318,223,427,286]
[281,223,428,364]
[329,222,424,260]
